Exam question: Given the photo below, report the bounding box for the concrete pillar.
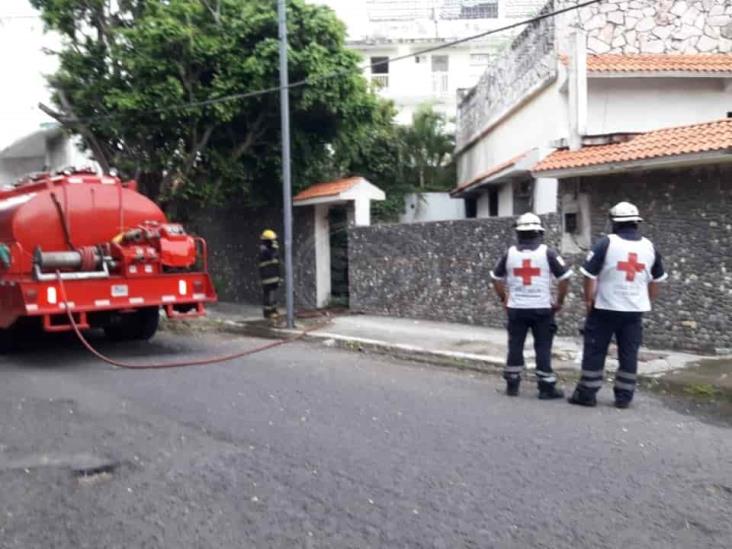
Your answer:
[476,192,491,218]
[498,182,514,217]
[534,177,558,214]
[568,31,587,151]
[313,203,331,308]
[353,197,371,226]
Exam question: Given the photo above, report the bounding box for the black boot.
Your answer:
[614,388,633,409]
[568,388,597,407]
[538,384,564,400]
[506,380,520,397]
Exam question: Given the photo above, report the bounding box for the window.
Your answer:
[513,180,533,215]
[465,198,478,218]
[489,189,499,217]
[370,56,390,89]
[469,53,491,67]
[432,55,449,94]
[460,1,499,19]
[370,56,389,74]
[431,55,449,73]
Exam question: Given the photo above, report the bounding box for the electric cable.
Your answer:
[57,272,329,369]
[47,0,604,125]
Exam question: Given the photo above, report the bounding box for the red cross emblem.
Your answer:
[513,259,541,286]
[617,252,646,282]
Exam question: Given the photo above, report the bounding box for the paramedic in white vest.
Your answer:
[491,213,572,399]
[569,202,667,409]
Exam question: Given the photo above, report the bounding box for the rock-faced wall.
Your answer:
[349,164,732,353]
[189,207,317,309]
[571,164,732,353]
[348,214,563,327]
[569,0,732,54]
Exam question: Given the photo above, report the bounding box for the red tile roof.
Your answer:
[453,151,529,194]
[533,119,732,174]
[587,53,732,73]
[294,177,363,202]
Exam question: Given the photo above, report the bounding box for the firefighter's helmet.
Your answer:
[609,201,643,223]
[260,229,278,241]
[515,212,545,232]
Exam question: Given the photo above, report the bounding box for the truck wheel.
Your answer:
[104,307,160,341]
[0,326,14,353]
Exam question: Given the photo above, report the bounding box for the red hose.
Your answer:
[56,273,324,370]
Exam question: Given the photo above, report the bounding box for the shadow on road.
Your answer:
[0,329,214,371]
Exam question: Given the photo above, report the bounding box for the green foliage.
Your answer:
[367,105,457,222]
[32,1,456,221]
[400,104,455,190]
[31,0,390,213]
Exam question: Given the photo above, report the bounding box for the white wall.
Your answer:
[587,77,732,135]
[0,1,59,149]
[400,192,466,223]
[497,182,513,217]
[313,204,332,308]
[457,77,570,187]
[358,42,494,125]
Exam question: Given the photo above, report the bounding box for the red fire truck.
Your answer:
[0,169,216,347]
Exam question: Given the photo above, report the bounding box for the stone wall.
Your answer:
[568,0,732,54]
[569,164,732,353]
[349,214,563,327]
[456,2,558,148]
[349,164,732,353]
[188,207,317,310]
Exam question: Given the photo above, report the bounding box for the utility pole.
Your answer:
[278,0,295,328]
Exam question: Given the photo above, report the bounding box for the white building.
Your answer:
[0,125,92,184]
[0,1,59,150]
[326,0,547,124]
[452,0,732,230]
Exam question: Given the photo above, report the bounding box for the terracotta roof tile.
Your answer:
[533,119,732,174]
[454,151,529,194]
[587,53,732,73]
[294,177,363,201]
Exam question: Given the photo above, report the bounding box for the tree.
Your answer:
[31,0,389,212]
[400,105,455,190]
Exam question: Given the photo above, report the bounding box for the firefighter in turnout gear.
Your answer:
[569,202,667,409]
[258,229,282,323]
[491,213,572,399]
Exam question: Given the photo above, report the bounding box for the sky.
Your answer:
[0,0,366,150]
[0,0,57,149]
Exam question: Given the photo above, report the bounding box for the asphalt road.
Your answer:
[0,329,730,549]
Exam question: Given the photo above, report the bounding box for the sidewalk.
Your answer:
[205,303,707,378]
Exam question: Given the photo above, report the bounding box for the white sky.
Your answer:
[0,0,58,149]
[0,0,366,150]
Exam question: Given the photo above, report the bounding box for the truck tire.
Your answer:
[104,307,160,341]
[0,326,14,353]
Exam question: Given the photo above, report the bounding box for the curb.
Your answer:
[204,318,505,374]
[192,317,731,404]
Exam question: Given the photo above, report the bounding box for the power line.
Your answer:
[0,14,42,20]
[47,0,604,125]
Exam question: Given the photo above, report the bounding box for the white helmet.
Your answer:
[609,201,643,223]
[515,212,545,232]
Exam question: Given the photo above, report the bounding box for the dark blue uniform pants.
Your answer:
[504,308,557,387]
[578,309,642,401]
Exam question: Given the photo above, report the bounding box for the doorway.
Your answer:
[328,207,349,308]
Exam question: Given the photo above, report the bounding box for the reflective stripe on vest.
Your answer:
[505,244,553,309]
[594,234,656,312]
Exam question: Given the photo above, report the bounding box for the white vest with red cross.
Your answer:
[505,245,553,309]
[595,234,656,312]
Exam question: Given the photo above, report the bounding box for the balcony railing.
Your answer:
[456,1,557,149]
[432,72,449,95]
[371,74,389,90]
